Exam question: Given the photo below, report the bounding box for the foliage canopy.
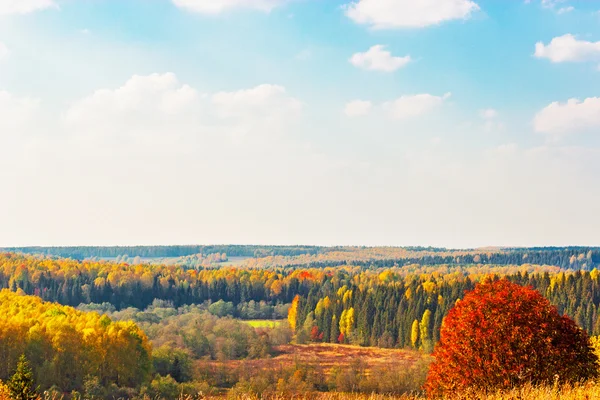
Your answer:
[425,279,598,396]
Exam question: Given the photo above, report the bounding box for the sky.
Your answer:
[1,0,600,248]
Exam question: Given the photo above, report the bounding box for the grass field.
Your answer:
[242,320,285,328]
[268,343,426,372]
[205,343,428,375]
[225,382,600,399]
[193,381,600,399]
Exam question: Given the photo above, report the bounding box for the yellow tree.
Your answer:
[288,295,300,332]
[419,309,432,352]
[411,319,419,349]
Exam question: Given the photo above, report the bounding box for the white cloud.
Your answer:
[171,0,286,14]
[344,100,372,117]
[212,84,301,121]
[350,45,411,72]
[5,73,600,248]
[344,0,479,29]
[479,108,503,131]
[535,34,600,63]
[0,73,352,247]
[541,0,561,7]
[556,6,574,14]
[0,42,8,60]
[383,93,451,119]
[65,73,200,133]
[526,0,574,14]
[479,108,498,119]
[534,97,600,137]
[0,91,39,133]
[0,0,56,15]
[212,85,302,143]
[64,74,301,148]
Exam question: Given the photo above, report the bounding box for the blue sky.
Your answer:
[1,0,600,248]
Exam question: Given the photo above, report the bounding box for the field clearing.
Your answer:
[203,343,428,375]
[217,256,252,266]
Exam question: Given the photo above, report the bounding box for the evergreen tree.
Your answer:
[330,314,340,343]
[8,355,38,400]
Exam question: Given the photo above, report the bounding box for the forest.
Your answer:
[3,245,599,269]
[1,247,600,399]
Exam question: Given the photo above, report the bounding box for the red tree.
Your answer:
[310,326,324,342]
[425,278,598,397]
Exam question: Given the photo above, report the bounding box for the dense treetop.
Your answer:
[0,290,151,392]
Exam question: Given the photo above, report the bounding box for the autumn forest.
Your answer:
[0,246,598,399]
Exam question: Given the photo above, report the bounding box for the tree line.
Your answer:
[3,252,600,349]
[4,246,600,270]
[0,245,330,259]
[289,269,600,349]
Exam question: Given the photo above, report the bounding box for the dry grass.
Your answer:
[5,381,600,400]
[203,381,600,399]
[204,343,427,376]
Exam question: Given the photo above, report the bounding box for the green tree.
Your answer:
[8,355,38,400]
[330,315,340,343]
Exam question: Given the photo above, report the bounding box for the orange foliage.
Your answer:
[425,279,598,397]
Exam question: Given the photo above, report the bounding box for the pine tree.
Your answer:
[172,356,183,382]
[330,314,340,344]
[8,354,38,400]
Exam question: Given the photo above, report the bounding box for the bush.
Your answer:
[143,375,179,399]
[425,279,598,397]
[268,323,293,346]
[208,300,235,317]
[82,376,105,399]
[152,346,194,382]
[178,380,216,397]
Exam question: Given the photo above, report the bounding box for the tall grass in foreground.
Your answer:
[221,381,600,399]
[3,381,600,399]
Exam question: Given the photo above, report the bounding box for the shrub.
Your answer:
[143,375,180,399]
[152,346,194,382]
[425,279,598,397]
[82,376,105,399]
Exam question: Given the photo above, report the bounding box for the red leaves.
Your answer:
[424,278,598,397]
[310,326,324,342]
[298,271,315,281]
